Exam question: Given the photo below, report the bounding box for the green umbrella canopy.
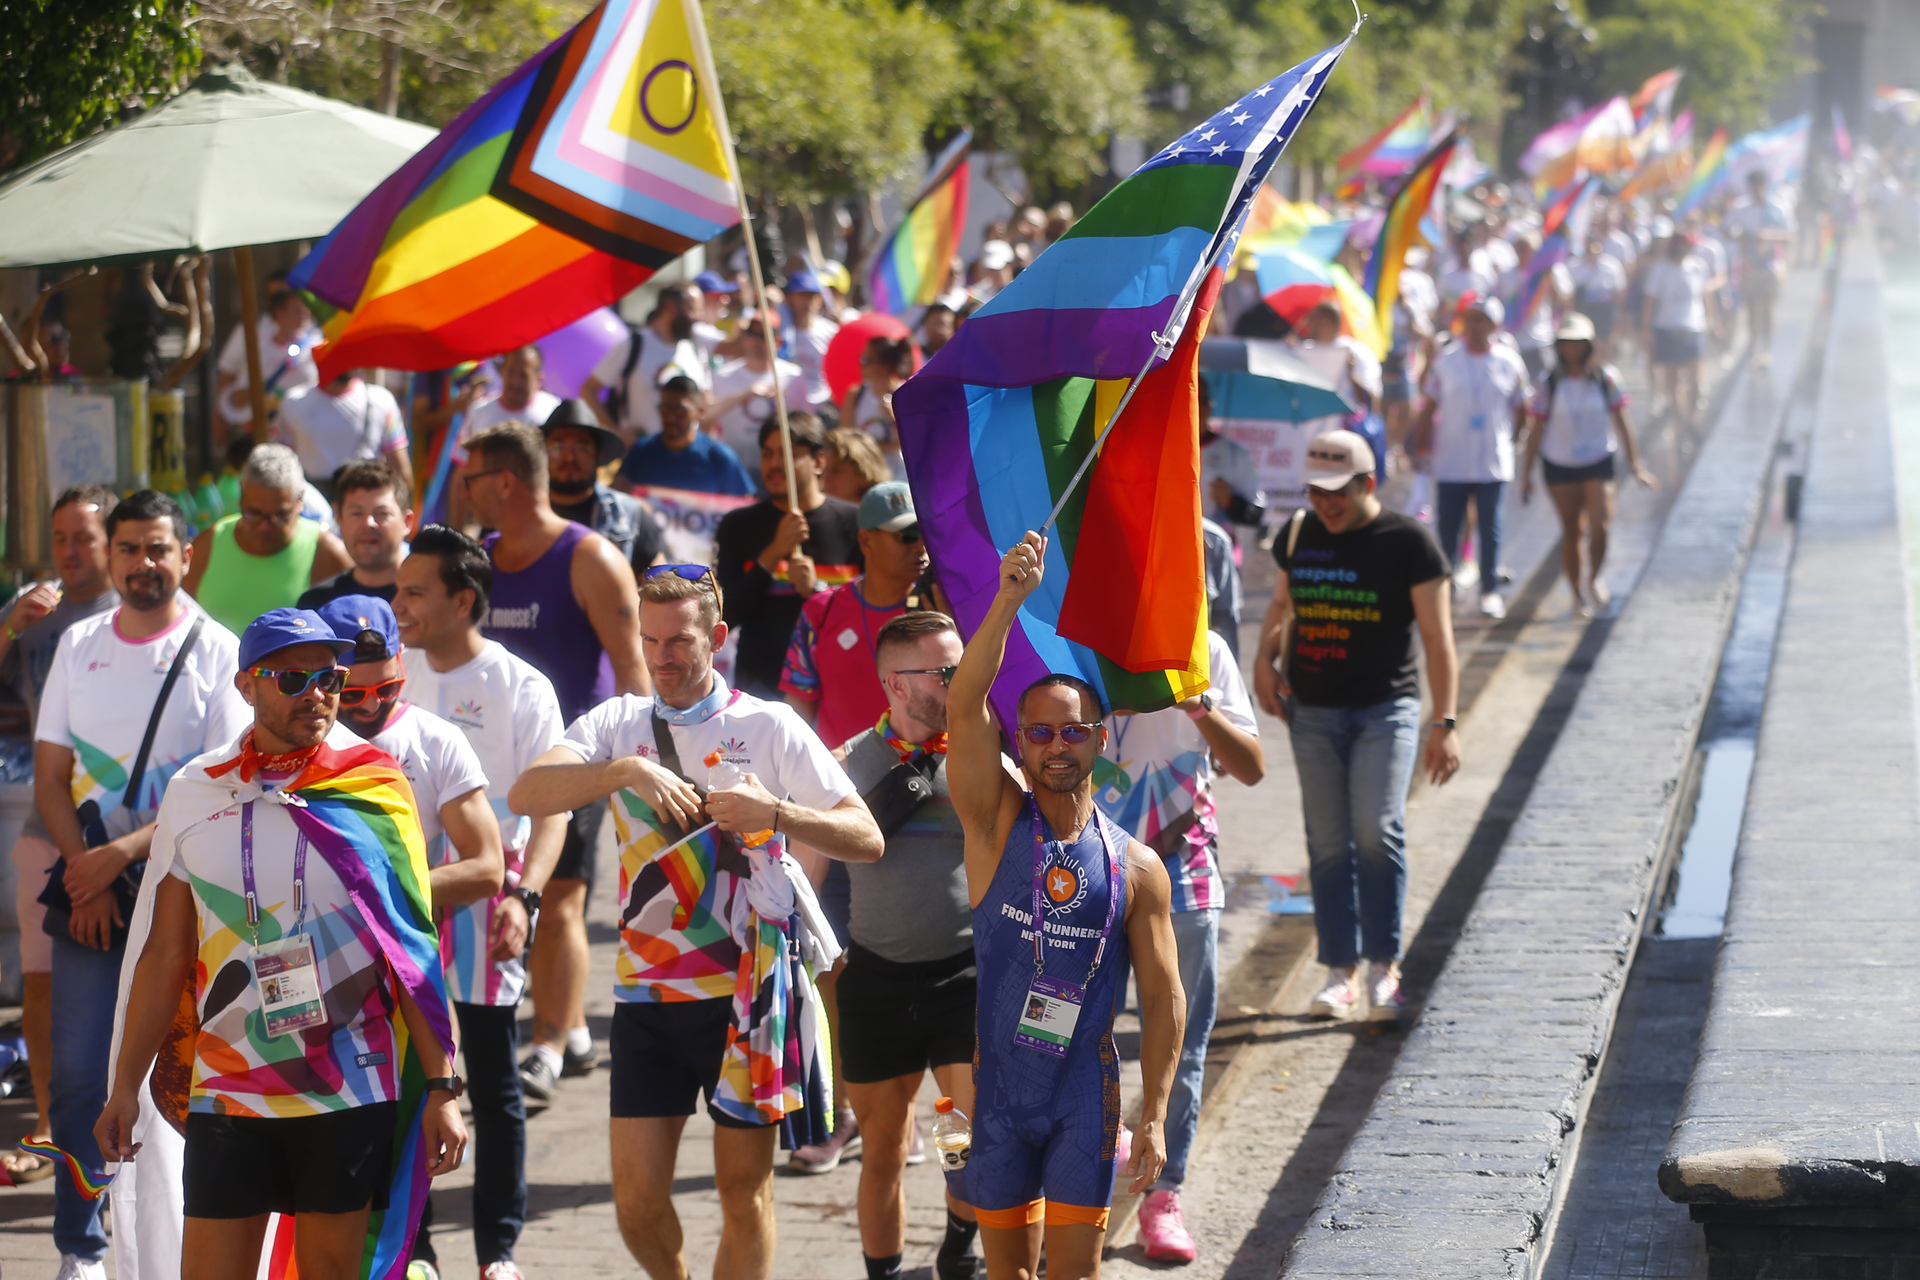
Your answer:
[0,64,437,270]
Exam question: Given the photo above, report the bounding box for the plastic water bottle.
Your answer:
[194,472,225,523]
[932,1096,970,1170]
[704,750,774,847]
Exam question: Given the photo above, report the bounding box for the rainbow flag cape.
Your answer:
[291,0,741,381]
[1675,127,1730,214]
[867,132,971,315]
[201,740,452,1280]
[896,40,1351,724]
[1362,129,1458,354]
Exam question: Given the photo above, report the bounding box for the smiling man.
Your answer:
[299,461,414,610]
[1253,429,1461,1023]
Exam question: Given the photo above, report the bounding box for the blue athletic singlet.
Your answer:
[967,800,1130,1222]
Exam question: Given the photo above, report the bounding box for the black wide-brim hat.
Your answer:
[542,398,627,466]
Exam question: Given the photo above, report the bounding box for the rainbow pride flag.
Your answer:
[292,0,741,381]
[868,132,971,315]
[1362,128,1458,354]
[1337,95,1431,182]
[896,40,1351,723]
[1504,177,1598,334]
[1676,127,1730,214]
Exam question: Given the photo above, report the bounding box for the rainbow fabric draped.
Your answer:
[895,40,1350,725]
[1362,129,1458,355]
[867,132,971,316]
[200,741,451,1280]
[291,0,741,381]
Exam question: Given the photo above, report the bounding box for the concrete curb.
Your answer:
[1280,276,1824,1278]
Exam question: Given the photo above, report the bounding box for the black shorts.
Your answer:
[609,999,773,1127]
[551,798,606,886]
[184,1101,397,1219]
[836,945,977,1085]
[1542,454,1616,485]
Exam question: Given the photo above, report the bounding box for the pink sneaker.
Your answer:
[1137,1190,1197,1263]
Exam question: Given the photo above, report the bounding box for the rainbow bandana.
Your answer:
[877,712,947,765]
[199,739,453,1280]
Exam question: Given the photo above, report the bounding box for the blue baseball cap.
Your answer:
[238,607,356,669]
[785,269,823,295]
[314,595,402,663]
[858,481,918,533]
[693,269,731,295]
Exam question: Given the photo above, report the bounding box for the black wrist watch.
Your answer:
[423,1075,464,1098]
[1430,716,1458,732]
[512,886,542,915]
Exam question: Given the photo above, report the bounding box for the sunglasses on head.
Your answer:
[894,664,956,687]
[338,676,405,706]
[646,563,714,583]
[1020,722,1098,746]
[249,666,347,698]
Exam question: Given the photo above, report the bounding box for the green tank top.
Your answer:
[196,514,322,637]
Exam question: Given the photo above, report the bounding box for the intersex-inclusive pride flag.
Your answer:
[292,0,742,380]
[896,40,1352,722]
[1362,128,1458,354]
[868,132,971,316]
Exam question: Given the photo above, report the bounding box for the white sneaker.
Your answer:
[1367,963,1406,1023]
[1479,592,1507,619]
[56,1256,107,1280]
[1309,973,1359,1020]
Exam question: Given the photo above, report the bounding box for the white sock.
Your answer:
[532,1043,563,1074]
[566,1026,593,1056]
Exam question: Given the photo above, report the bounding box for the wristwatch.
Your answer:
[1430,716,1458,731]
[511,886,542,916]
[1185,691,1216,721]
[423,1075,464,1098]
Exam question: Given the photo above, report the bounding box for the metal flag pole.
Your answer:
[691,0,799,517]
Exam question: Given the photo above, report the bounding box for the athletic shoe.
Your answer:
[518,1052,560,1105]
[406,1263,441,1280]
[1309,975,1358,1020]
[1479,592,1507,619]
[561,1041,599,1077]
[1137,1189,1198,1263]
[906,1119,927,1166]
[788,1112,861,1174]
[1368,965,1406,1023]
[480,1263,526,1280]
[55,1256,106,1280]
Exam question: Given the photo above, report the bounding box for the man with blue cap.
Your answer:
[316,595,531,1279]
[781,269,840,406]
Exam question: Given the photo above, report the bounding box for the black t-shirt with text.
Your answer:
[1275,509,1450,708]
[714,496,864,695]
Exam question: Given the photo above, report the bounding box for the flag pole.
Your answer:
[690,0,798,517]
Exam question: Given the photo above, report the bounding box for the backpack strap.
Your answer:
[606,325,646,428]
[1286,506,1307,560]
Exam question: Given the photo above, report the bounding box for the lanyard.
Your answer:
[240,801,309,940]
[1028,798,1122,983]
[654,676,737,726]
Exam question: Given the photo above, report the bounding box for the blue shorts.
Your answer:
[967,1036,1123,1230]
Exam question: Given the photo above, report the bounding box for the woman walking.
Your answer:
[1521,314,1657,616]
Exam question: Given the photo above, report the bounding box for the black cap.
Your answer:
[541,399,626,466]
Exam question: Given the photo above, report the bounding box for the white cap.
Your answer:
[1304,429,1377,490]
[979,240,1015,271]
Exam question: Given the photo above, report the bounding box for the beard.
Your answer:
[904,688,947,734]
[120,570,172,612]
[669,313,695,342]
[340,698,398,740]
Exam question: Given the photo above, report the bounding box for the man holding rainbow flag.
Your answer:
[98,607,466,1280]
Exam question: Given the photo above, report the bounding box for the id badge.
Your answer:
[252,934,327,1037]
[1014,974,1084,1058]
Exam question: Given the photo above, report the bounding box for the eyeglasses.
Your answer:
[1019,722,1098,746]
[646,563,715,583]
[241,505,300,528]
[338,676,405,706]
[461,469,506,490]
[895,665,956,687]
[248,666,347,698]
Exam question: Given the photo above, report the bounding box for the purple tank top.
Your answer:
[483,523,613,722]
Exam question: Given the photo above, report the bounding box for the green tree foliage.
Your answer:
[1585,0,1805,134]
[0,0,202,171]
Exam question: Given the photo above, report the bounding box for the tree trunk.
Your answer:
[378,37,401,116]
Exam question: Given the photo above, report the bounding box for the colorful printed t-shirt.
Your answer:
[404,642,567,1006]
[158,723,411,1117]
[1095,630,1257,913]
[778,578,905,751]
[558,674,857,1004]
[37,607,249,840]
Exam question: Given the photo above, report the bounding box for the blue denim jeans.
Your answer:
[1288,697,1422,968]
[1436,480,1506,594]
[1155,906,1219,1191]
[50,933,122,1260]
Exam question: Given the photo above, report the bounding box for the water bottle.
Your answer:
[194,472,225,523]
[704,749,774,847]
[932,1096,970,1170]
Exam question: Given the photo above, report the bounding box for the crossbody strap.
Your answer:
[123,615,204,814]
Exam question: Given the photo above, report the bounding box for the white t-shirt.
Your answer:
[1572,253,1627,301]
[217,318,321,427]
[1397,268,1438,332]
[559,676,857,1003]
[277,380,408,482]
[368,702,488,856]
[590,329,711,437]
[403,641,567,1006]
[782,317,840,405]
[1643,257,1710,333]
[1601,229,1638,271]
[37,607,249,839]
[709,356,808,460]
[459,390,562,453]
[1530,366,1628,468]
[1422,341,1531,484]
[1725,197,1793,269]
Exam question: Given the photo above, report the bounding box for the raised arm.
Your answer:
[949,532,1043,836]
